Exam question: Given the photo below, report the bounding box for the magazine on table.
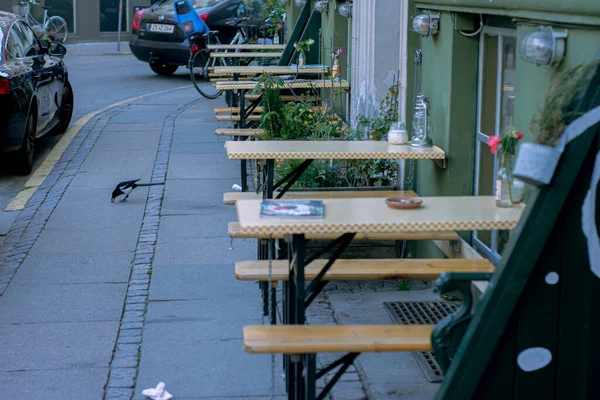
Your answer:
[260,200,324,219]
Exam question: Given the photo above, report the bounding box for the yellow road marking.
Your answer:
[5,85,191,211]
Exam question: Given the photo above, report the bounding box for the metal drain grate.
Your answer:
[383,301,460,383]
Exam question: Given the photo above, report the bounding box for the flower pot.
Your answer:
[513,142,562,187]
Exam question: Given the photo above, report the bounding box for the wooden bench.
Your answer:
[216,114,262,122]
[223,189,418,205]
[244,324,433,398]
[235,258,495,281]
[243,324,434,354]
[228,222,459,241]
[215,128,265,137]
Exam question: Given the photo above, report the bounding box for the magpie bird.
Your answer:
[111,179,164,203]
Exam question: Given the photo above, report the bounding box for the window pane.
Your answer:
[480,34,498,136]
[45,0,75,33]
[501,36,517,132]
[101,0,127,32]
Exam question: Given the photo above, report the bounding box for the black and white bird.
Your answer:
[111,179,164,203]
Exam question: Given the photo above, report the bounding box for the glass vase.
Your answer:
[496,151,514,207]
[298,52,305,66]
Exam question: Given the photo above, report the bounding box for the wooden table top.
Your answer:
[208,44,286,50]
[216,79,350,91]
[225,140,446,160]
[211,65,329,74]
[210,52,282,58]
[235,196,525,236]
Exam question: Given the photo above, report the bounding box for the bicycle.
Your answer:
[188,17,255,99]
[19,0,68,43]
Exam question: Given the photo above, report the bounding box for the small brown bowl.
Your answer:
[385,197,423,210]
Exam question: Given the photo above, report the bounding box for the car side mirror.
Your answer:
[48,42,67,57]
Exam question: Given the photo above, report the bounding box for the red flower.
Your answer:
[488,136,501,154]
[515,131,524,140]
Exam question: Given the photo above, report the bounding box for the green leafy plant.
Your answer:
[294,38,315,54]
[357,79,401,141]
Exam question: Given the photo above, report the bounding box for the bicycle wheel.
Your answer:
[189,50,224,100]
[45,16,68,43]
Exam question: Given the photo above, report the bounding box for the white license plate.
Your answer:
[149,24,175,33]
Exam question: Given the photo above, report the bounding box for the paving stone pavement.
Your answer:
[0,86,439,400]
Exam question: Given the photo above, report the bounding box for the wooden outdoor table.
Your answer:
[210,52,283,58]
[216,79,350,91]
[225,140,445,160]
[225,140,446,198]
[207,44,286,50]
[211,65,329,75]
[236,196,523,320]
[236,196,524,236]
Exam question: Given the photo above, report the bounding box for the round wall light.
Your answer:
[294,0,307,7]
[411,11,439,37]
[337,2,352,18]
[519,26,567,67]
[314,0,328,13]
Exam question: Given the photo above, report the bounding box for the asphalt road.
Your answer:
[0,41,195,215]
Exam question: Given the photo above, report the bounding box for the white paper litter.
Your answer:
[142,382,173,400]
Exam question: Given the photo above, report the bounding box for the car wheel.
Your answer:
[13,111,36,175]
[50,80,74,136]
[150,63,178,76]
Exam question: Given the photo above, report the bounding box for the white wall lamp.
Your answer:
[294,0,307,8]
[519,26,568,67]
[314,1,328,13]
[411,11,439,37]
[337,2,352,18]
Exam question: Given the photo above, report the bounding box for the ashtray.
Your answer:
[385,197,423,210]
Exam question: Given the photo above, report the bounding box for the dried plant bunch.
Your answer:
[530,61,599,146]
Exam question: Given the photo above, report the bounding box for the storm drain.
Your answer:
[383,301,460,382]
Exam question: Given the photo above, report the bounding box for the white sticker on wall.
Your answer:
[545,272,559,285]
[581,151,600,279]
[517,347,553,372]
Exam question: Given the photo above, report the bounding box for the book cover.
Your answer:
[260,200,324,219]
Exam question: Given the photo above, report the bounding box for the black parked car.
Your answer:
[0,11,73,175]
[130,0,262,76]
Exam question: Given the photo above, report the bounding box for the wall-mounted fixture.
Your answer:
[294,0,307,8]
[314,1,328,13]
[411,11,439,37]
[519,26,567,67]
[337,2,352,18]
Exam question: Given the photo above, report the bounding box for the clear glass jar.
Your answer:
[388,122,408,144]
[496,151,513,207]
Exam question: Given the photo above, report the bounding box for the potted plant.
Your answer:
[514,62,596,186]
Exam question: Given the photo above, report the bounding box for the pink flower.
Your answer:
[488,136,501,154]
[331,52,335,60]
[278,24,283,29]
[515,131,523,140]
[337,48,344,57]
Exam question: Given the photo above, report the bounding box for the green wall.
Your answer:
[415,12,479,197]
[409,2,600,259]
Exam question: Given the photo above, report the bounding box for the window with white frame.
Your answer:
[473,26,517,263]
